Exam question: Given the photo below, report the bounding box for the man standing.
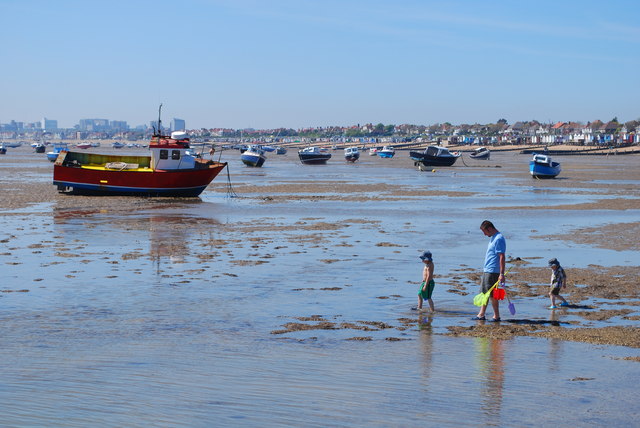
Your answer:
[473,220,506,322]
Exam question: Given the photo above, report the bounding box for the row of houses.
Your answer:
[2,119,638,146]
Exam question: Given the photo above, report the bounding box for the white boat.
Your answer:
[344,147,360,162]
[470,146,490,160]
[369,148,378,156]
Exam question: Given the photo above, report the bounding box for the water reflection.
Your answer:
[418,315,434,400]
[475,337,505,422]
[51,202,222,270]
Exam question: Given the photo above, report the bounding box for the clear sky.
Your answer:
[2,0,639,129]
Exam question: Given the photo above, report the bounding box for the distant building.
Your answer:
[110,120,129,131]
[171,118,186,132]
[79,119,109,131]
[42,117,58,131]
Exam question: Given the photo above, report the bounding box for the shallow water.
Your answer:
[1,148,639,426]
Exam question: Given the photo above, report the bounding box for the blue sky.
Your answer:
[2,0,639,129]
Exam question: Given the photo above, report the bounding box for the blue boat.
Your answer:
[46,142,69,162]
[377,146,395,158]
[529,154,561,178]
[240,145,266,167]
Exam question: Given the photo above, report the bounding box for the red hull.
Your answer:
[53,162,226,197]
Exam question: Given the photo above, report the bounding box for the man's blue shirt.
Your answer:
[483,232,506,273]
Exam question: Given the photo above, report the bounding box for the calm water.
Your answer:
[1,149,639,426]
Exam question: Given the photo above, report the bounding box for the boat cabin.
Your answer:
[149,131,197,170]
[423,145,456,157]
[532,154,552,165]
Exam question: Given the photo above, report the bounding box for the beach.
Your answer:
[1,145,639,426]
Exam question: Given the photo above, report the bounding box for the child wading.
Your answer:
[417,251,435,311]
[548,258,569,309]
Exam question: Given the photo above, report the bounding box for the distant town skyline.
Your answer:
[2,1,639,129]
[1,114,634,134]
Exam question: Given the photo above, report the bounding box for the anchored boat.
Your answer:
[298,147,332,164]
[410,145,461,167]
[529,153,561,178]
[46,142,69,162]
[470,146,490,160]
[377,146,395,158]
[344,147,360,162]
[52,106,227,196]
[240,145,267,167]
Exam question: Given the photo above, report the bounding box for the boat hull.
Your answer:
[53,151,227,196]
[529,161,561,178]
[345,153,360,162]
[241,153,266,167]
[470,152,490,160]
[378,151,394,158]
[410,151,459,167]
[299,153,331,164]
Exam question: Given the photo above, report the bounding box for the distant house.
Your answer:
[551,122,565,134]
[600,121,619,133]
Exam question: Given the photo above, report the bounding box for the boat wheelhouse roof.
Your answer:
[149,133,190,150]
[422,145,457,157]
[532,153,552,164]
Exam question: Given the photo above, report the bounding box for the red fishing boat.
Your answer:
[53,106,227,197]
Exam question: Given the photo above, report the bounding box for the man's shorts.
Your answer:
[481,272,500,293]
[550,286,561,296]
[419,279,435,299]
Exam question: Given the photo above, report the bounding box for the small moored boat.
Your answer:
[0,145,6,155]
[344,147,360,162]
[529,153,561,179]
[470,146,490,160]
[298,147,332,164]
[34,143,46,153]
[369,148,378,156]
[377,146,395,158]
[46,143,69,162]
[240,145,267,167]
[276,146,287,155]
[410,145,461,167]
[112,142,125,149]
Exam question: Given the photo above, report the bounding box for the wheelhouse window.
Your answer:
[159,150,168,159]
[171,150,181,160]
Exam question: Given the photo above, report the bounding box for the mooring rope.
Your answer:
[225,164,238,198]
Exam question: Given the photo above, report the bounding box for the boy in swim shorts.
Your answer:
[417,251,435,311]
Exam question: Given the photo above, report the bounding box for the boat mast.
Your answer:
[156,103,163,136]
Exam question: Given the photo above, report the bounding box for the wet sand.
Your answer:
[1,145,640,425]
